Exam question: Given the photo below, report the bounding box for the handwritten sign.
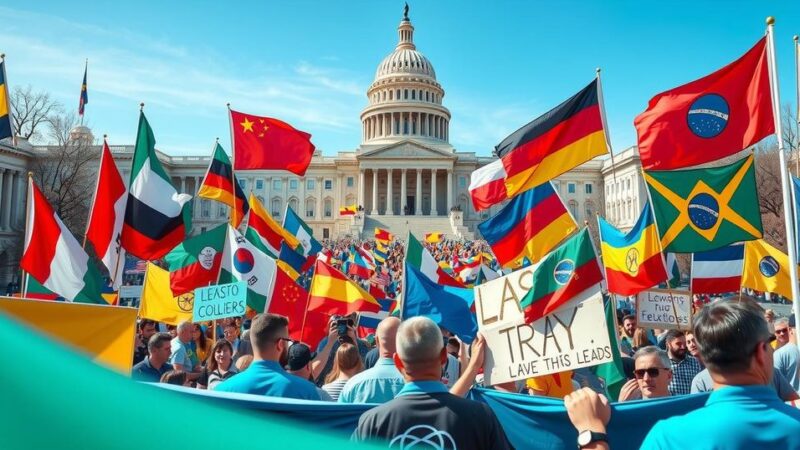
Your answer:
[636,289,692,330]
[475,267,611,386]
[193,281,247,322]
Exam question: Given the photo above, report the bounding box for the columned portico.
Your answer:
[415,169,422,216]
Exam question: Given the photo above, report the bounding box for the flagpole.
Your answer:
[1,54,16,147]
[794,35,799,177]
[226,103,239,228]
[596,68,618,187]
[766,18,800,316]
[21,172,33,298]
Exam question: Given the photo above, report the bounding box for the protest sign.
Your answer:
[193,281,247,322]
[475,267,611,386]
[636,289,692,330]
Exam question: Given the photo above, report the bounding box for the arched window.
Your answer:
[585,200,595,219]
[324,198,333,217]
[404,89,408,99]
[411,90,416,100]
[389,90,393,100]
[271,198,282,218]
[288,197,299,213]
[568,200,579,221]
[305,198,316,218]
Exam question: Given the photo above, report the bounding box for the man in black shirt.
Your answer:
[133,319,157,365]
[352,316,512,450]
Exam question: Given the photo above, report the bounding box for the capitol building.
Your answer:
[0,11,647,285]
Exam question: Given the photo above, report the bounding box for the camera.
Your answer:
[336,318,354,337]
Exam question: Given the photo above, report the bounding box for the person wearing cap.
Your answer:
[774,314,800,391]
[286,342,334,401]
[339,317,405,404]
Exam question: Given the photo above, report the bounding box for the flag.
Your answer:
[475,264,500,285]
[644,154,762,253]
[358,298,397,331]
[497,79,608,199]
[197,143,249,227]
[347,250,373,279]
[357,245,377,270]
[403,263,477,343]
[469,159,508,211]
[139,262,194,325]
[246,194,300,258]
[592,297,627,401]
[317,249,332,265]
[164,224,227,296]
[690,243,744,294]
[598,202,668,296]
[24,274,61,301]
[85,140,127,290]
[373,241,388,264]
[742,239,794,301]
[121,112,192,260]
[0,59,13,141]
[519,229,604,323]
[283,205,321,257]
[229,109,315,175]
[456,256,482,284]
[424,232,443,244]
[339,204,357,216]
[375,228,393,244]
[406,232,464,287]
[265,266,315,342]
[21,178,104,304]
[479,181,577,267]
[278,241,307,281]
[793,176,800,258]
[78,60,88,116]
[219,225,278,312]
[308,260,381,315]
[665,253,681,288]
[635,38,773,170]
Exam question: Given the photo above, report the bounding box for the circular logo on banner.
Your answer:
[687,93,729,138]
[233,248,255,274]
[177,293,194,312]
[687,193,720,230]
[198,247,217,270]
[759,256,780,278]
[553,259,575,285]
[625,248,640,275]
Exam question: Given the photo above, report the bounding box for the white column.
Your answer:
[337,173,344,213]
[358,170,365,208]
[194,176,202,219]
[0,170,5,230]
[371,169,379,215]
[2,170,13,230]
[316,176,323,220]
[386,169,394,215]
[430,169,438,216]
[447,169,454,211]
[282,176,289,216]
[415,169,422,216]
[265,176,272,207]
[299,176,306,220]
[401,169,407,215]
[180,176,186,194]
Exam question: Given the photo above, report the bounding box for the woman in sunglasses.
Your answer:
[618,346,673,402]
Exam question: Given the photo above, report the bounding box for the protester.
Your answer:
[352,317,512,449]
[285,342,333,401]
[215,313,322,400]
[132,332,174,383]
[322,343,364,401]
[133,319,157,365]
[773,317,790,349]
[619,346,672,402]
[774,314,800,391]
[197,339,238,390]
[339,317,405,404]
[313,313,370,385]
[765,308,776,334]
[684,331,702,367]
[664,329,703,396]
[618,315,637,356]
[631,328,651,353]
[170,321,200,377]
[224,321,252,363]
[160,370,191,387]
[193,323,213,364]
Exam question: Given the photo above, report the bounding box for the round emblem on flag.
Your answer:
[553,259,575,285]
[687,93,729,138]
[233,248,255,274]
[198,247,217,270]
[625,248,640,275]
[759,256,780,278]
[687,193,719,230]
[177,293,194,312]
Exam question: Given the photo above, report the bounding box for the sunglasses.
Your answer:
[775,329,789,335]
[634,367,669,379]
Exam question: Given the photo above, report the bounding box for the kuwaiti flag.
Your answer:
[85,139,127,289]
[691,243,744,294]
[406,232,464,287]
[122,111,192,260]
[283,205,321,257]
[219,225,278,312]
[21,178,104,303]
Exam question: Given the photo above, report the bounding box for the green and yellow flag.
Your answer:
[644,154,762,253]
[742,239,794,301]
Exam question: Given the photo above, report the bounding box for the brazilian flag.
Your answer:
[644,154,762,253]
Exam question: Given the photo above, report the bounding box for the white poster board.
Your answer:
[475,268,612,386]
[636,289,692,330]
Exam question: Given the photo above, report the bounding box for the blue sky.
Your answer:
[1,1,798,156]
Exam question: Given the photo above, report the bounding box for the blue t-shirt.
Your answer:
[131,357,173,383]
[774,343,800,392]
[338,357,405,404]
[641,385,800,449]
[215,360,321,400]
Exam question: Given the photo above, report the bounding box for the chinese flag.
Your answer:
[267,267,327,348]
[635,37,773,170]
[230,109,315,175]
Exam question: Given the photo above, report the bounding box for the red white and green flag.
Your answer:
[406,232,464,287]
[165,224,227,296]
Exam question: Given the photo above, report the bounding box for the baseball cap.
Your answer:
[286,342,316,371]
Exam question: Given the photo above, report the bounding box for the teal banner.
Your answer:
[193,281,246,322]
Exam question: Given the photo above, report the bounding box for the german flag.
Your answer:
[308,260,381,315]
[0,59,13,141]
[497,80,608,198]
[198,143,249,227]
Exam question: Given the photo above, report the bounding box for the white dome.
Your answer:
[375,48,436,80]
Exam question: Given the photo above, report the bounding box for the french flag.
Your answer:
[691,243,744,294]
[469,159,508,211]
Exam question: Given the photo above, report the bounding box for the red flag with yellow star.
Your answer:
[266,266,326,347]
[230,109,315,175]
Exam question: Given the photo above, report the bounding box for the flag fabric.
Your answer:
[358,298,397,331]
[519,229,604,323]
[793,176,800,258]
[357,245,377,270]
[469,159,508,211]
[278,242,307,281]
[21,178,104,304]
[456,256,482,284]
[347,250,373,279]
[635,38,773,170]
[164,224,227,296]
[373,241,388,264]
[339,205,358,216]
[121,112,192,260]
[24,274,61,301]
[742,240,794,301]
[424,232,443,244]
[317,249,332,265]
[592,297,627,401]
[644,154,762,253]
[690,243,744,294]
[406,232,464,287]
[265,266,317,344]
[0,60,13,141]
[283,205,321,257]
[475,264,500,286]
[375,228,393,244]
[78,61,88,116]
[665,253,681,288]
[403,263,477,343]
[85,140,127,289]
[197,143,249,227]
[139,262,194,325]
[496,80,608,199]
[229,109,315,175]
[219,226,278,312]
[479,181,577,267]
[598,202,668,296]
[246,194,300,258]
[308,260,381,315]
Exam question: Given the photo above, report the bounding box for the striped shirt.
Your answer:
[322,379,349,401]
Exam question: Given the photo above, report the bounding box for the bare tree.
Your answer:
[10,85,63,142]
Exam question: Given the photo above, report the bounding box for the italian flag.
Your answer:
[219,225,277,312]
[406,232,464,287]
[20,178,104,303]
[165,223,227,296]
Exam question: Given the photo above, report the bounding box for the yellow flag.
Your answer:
[742,240,794,301]
[140,263,194,325]
[0,297,137,373]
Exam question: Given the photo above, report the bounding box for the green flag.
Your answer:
[666,253,681,288]
[164,224,228,296]
[592,296,627,401]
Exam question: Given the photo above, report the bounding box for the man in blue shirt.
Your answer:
[774,314,800,391]
[339,317,404,404]
[216,313,321,400]
[132,332,173,383]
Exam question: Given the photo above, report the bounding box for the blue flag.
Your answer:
[403,263,477,343]
[283,205,322,256]
[278,241,307,279]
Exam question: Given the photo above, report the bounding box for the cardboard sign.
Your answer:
[636,289,692,330]
[475,268,611,386]
[193,281,247,322]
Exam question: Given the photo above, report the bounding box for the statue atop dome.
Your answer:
[403,3,409,21]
